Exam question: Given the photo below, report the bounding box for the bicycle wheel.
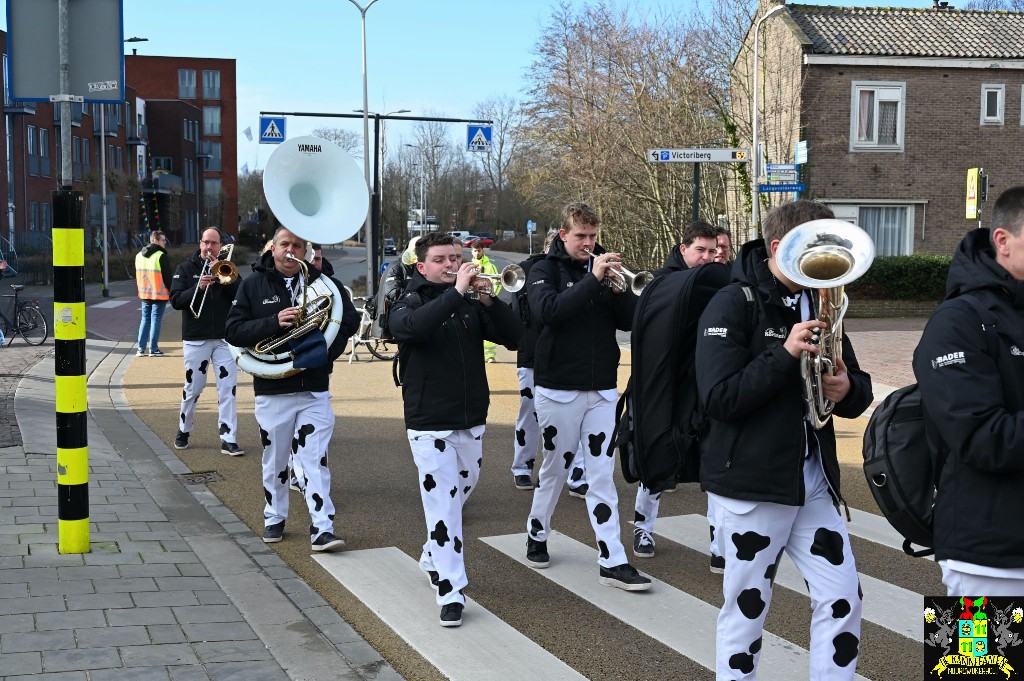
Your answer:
[367,338,397,361]
[17,306,48,346]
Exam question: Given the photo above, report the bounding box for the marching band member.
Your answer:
[524,201,651,592]
[225,227,358,552]
[390,232,523,628]
[169,228,243,455]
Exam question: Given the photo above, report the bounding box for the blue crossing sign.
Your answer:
[259,116,286,144]
[467,125,492,152]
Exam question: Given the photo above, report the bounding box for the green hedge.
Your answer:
[847,254,951,301]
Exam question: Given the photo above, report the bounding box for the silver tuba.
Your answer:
[775,219,875,429]
[231,136,369,379]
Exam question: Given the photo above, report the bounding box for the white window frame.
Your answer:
[981,84,1005,125]
[849,81,906,152]
[826,200,917,255]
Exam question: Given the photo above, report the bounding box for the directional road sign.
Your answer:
[766,164,799,183]
[648,148,749,163]
[259,116,286,144]
[759,183,806,193]
[795,140,808,164]
[467,125,492,152]
[526,219,536,233]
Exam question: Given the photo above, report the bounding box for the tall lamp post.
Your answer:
[347,0,380,295]
[405,143,442,240]
[750,4,786,234]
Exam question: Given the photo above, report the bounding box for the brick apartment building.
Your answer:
[731,2,1024,256]
[126,55,238,239]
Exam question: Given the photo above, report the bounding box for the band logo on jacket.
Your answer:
[262,295,281,305]
[924,596,1023,678]
[764,327,786,339]
[1011,345,1024,357]
[703,326,728,338]
[931,351,966,370]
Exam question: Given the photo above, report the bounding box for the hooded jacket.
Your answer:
[224,251,359,396]
[527,237,636,391]
[913,229,1024,568]
[653,242,689,277]
[169,251,241,340]
[695,238,873,506]
[390,271,523,429]
[513,252,548,369]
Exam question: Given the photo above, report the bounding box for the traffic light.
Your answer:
[979,172,989,202]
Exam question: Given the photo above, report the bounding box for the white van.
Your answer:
[448,230,472,242]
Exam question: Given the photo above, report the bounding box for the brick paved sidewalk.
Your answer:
[0,341,53,448]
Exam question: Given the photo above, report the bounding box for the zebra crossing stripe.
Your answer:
[653,515,922,640]
[312,547,586,681]
[846,508,933,560]
[481,532,870,681]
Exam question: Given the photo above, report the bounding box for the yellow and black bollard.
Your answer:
[53,189,89,554]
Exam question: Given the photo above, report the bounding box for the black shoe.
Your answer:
[263,521,284,544]
[599,563,652,591]
[149,349,165,357]
[311,532,345,553]
[526,537,549,568]
[710,553,726,574]
[633,529,655,559]
[440,602,463,628]
[174,430,190,450]
[514,474,534,490]
[426,570,440,590]
[568,483,589,498]
[661,483,678,493]
[221,441,244,456]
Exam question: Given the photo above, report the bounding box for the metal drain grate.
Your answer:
[177,470,224,485]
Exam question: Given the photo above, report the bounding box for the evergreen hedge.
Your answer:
[847,254,951,301]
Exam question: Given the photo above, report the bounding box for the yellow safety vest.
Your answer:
[135,250,169,301]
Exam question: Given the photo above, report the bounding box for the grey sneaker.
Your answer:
[514,474,534,490]
[311,532,345,553]
[263,521,284,544]
[568,483,589,499]
[526,537,549,568]
[599,563,652,591]
[633,529,655,559]
[440,602,463,627]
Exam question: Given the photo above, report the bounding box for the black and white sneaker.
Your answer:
[174,430,190,450]
[514,475,534,490]
[311,532,345,553]
[289,477,302,492]
[568,483,589,499]
[149,349,165,357]
[221,441,244,456]
[526,537,549,568]
[426,570,440,590]
[263,521,284,544]
[633,529,655,559]
[440,602,463,628]
[599,563,652,591]
[710,553,726,574]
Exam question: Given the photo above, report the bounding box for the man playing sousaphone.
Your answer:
[225,227,359,552]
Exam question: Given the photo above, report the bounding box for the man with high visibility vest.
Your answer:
[135,230,171,357]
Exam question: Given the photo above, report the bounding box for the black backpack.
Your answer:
[862,295,995,558]
[613,263,756,492]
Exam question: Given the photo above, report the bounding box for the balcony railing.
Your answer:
[126,123,148,145]
[3,93,36,115]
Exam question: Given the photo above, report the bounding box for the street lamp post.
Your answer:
[347,0,380,295]
[405,143,442,240]
[750,4,786,234]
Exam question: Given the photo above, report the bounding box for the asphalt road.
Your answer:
[82,244,939,681]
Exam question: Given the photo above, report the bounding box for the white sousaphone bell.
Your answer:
[232,136,371,379]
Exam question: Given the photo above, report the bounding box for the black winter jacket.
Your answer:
[913,229,1024,568]
[527,238,636,390]
[224,252,359,396]
[695,239,873,506]
[169,252,241,340]
[653,243,688,277]
[390,272,523,430]
[513,252,548,369]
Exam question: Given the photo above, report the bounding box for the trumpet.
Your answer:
[444,264,526,295]
[581,246,653,295]
[189,244,238,319]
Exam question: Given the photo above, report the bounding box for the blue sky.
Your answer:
[5,0,945,172]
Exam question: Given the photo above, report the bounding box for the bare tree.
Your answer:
[471,96,526,235]
[311,127,362,157]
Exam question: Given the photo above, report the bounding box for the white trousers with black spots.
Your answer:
[712,455,861,680]
[527,388,627,568]
[409,426,483,607]
[513,368,587,487]
[255,392,336,541]
[179,339,238,442]
[634,484,661,533]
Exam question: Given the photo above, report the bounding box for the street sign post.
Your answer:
[966,167,979,220]
[467,125,492,152]
[759,183,806,193]
[766,163,798,183]
[648,148,750,163]
[259,116,286,144]
[795,140,808,164]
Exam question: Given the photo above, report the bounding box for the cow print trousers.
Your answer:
[528,388,627,568]
[255,391,336,541]
[711,455,861,680]
[408,426,484,607]
[513,368,587,488]
[179,339,238,442]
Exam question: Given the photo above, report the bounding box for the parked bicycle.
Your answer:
[346,294,397,363]
[0,282,48,347]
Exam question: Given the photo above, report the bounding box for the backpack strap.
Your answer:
[739,285,761,332]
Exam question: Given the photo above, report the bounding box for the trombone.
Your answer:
[581,246,653,295]
[189,244,238,319]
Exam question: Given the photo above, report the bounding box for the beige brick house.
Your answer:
[732,2,1024,255]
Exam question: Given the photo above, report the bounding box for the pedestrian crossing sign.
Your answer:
[260,116,286,144]
[467,125,492,152]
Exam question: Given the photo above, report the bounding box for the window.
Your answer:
[203,106,221,136]
[72,136,82,180]
[202,70,221,100]
[27,125,38,176]
[982,84,1005,125]
[153,157,173,173]
[859,207,911,255]
[204,178,222,198]
[41,203,51,231]
[29,202,39,232]
[178,69,196,98]
[850,82,905,151]
[184,119,191,141]
[82,138,90,173]
[39,128,50,177]
[203,140,222,171]
[185,158,195,193]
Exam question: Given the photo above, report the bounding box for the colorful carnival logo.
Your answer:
[924,597,1024,678]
